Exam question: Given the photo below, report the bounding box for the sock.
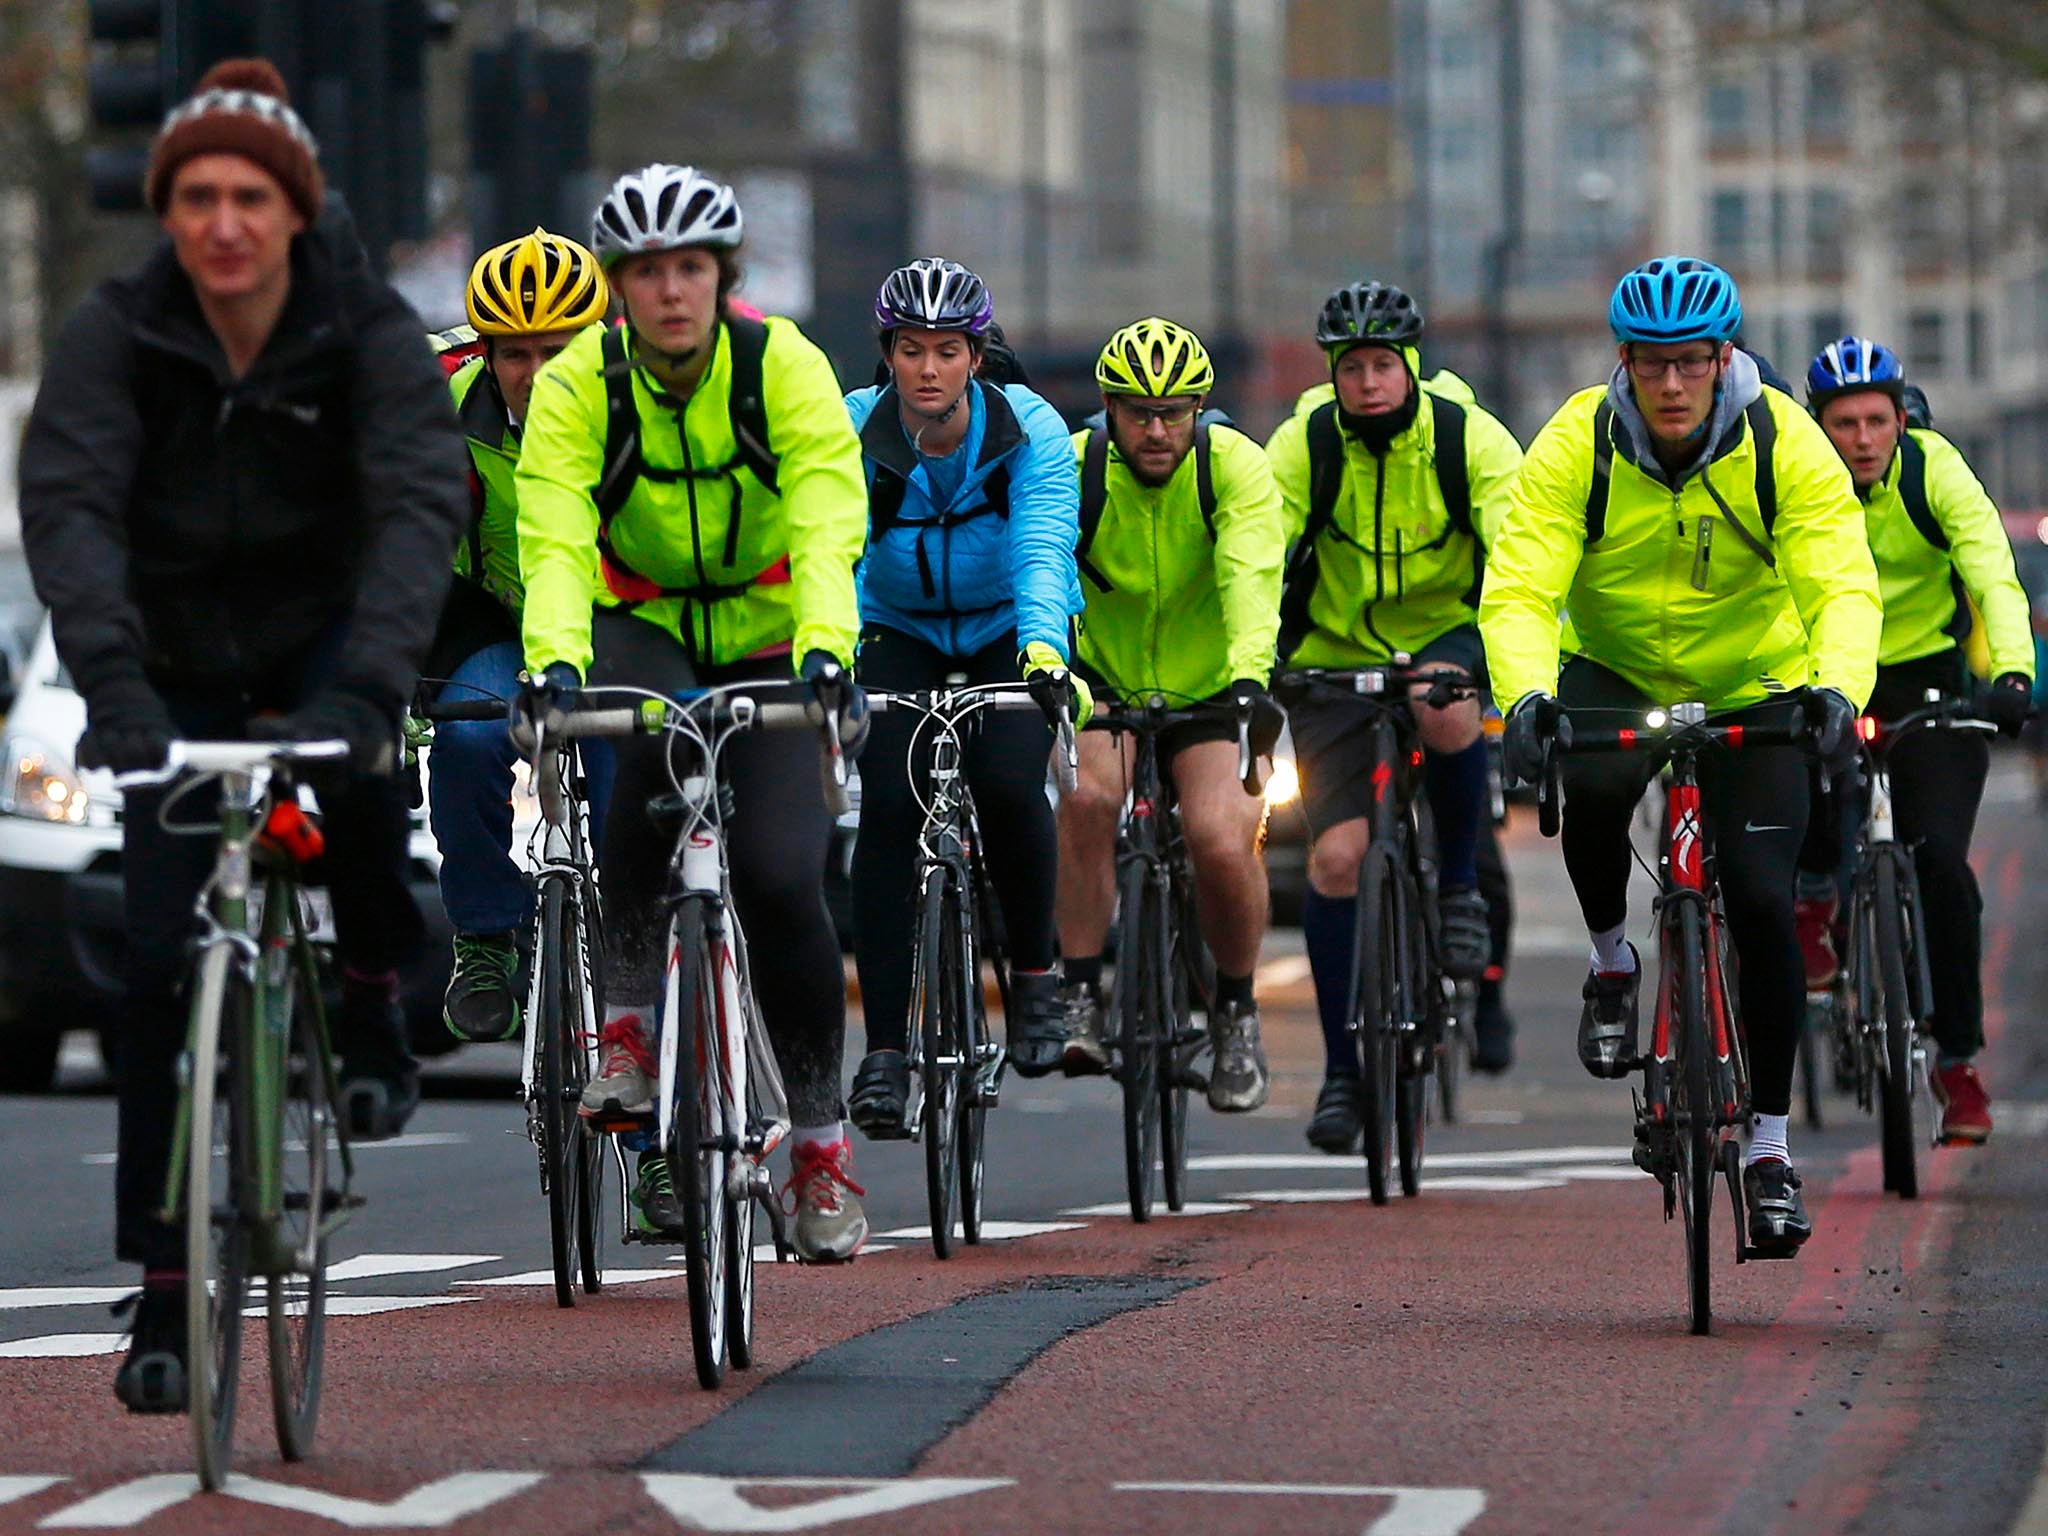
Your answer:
[1215,970,1255,1011]
[1063,954,1105,997]
[1936,1052,1974,1071]
[1301,888,1359,1079]
[793,1122,846,1154]
[603,1003,644,1030]
[1424,738,1489,890]
[1747,1112,1790,1166]
[1590,923,1635,974]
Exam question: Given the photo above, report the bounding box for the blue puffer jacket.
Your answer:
[846,379,1081,659]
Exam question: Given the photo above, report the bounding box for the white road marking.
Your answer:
[81,1131,471,1166]
[324,1253,498,1282]
[40,1471,544,1529]
[1224,1188,1372,1204]
[1117,1480,1487,1536]
[0,1333,123,1358]
[1226,1174,1569,1202]
[1556,1165,1650,1182]
[1993,1101,2048,1136]
[0,1478,63,1513]
[1458,1108,1526,1125]
[244,1296,476,1318]
[1188,1145,1626,1173]
[1058,1200,1251,1218]
[0,1288,132,1311]
[462,1269,678,1287]
[639,1475,1013,1532]
[872,1220,1085,1242]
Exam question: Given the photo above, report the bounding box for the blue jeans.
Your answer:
[428,643,614,934]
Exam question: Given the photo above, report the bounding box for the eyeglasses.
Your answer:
[1112,400,1199,428]
[1627,350,1720,381]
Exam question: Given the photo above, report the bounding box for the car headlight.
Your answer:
[1263,756,1300,808]
[1,736,91,824]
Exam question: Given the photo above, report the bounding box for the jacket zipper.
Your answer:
[1691,516,1713,592]
[1359,449,1393,655]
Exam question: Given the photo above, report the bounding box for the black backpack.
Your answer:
[863,381,1022,545]
[1074,408,1232,593]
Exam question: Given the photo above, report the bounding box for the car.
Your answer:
[0,619,456,1092]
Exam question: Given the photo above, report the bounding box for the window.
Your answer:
[1968,306,1988,380]
[1808,310,1845,360]
[1561,23,1607,74]
[1900,178,1946,272]
[1710,189,1748,265]
[1707,81,1749,152]
[1770,189,1791,270]
[1805,58,1848,146]
[1908,309,1947,376]
[1807,187,1845,278]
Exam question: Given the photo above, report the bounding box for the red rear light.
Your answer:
[1618,728,1636,749]
[1857,715,1879,741]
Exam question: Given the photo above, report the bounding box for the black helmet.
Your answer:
[1316,280,1423,350]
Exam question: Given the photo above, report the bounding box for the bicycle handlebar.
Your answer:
[112,738,349,790]
[1535,706,1813,840]
[1085,695,1267,798]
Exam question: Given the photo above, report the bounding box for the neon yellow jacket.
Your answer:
[516,316,867,675]
[1864,428,2034,678]
[1071,422,1284,699]
[1482,381,1882,712]
[1266,373,1523,666]
[446,357,524,615]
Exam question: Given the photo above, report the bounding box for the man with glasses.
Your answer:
[1481,256,1881,1254]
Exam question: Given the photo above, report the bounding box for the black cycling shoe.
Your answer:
[1743,1158,1813,1254]
[848,1050,912,1140]
[1472,978,1514,1075]
[1437,887,1491,982]
[1578,946,1642,1080]
[112,1284,188,1414]
[1306,1075,1363,1155]
[1006,971,1068,1078]
[340,989,421,1141]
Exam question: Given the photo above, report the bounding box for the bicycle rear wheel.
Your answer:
[1872,857,1919,1200]
[1438,983,1473,1124]
[1118,857,1165,1223]
[184,943,249,1491]
[1355,845,1403,1206]
[661,897,729,1389]
[1159,896,1196,1214]
[267,926,331,1461]
[959,905,990,1245]
[1671,901,1716,1336]
[538,880,599,1307]
[915,870,964,1258]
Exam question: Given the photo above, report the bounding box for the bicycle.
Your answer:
[863,681,1076,1256]
[1084,695,1259,1223]
[415,689,607,1307]
[121,739,357,1490]
[1536,701,1809,1336]
[1834,691,1995,1200]
[541,680,843,1389]
[1276,664,1475,1204]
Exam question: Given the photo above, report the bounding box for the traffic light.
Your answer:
[468,30,594,252]
[86,0,264,211]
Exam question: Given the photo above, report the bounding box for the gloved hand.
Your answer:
[1503,691,1569,786]
[1231,677,1287,760]
[78,678,174,775]
[1803,686,1859,774]
[801,649,869,758]
[1983,672,2033,739]
[1020,639,1094,730]
[248,686,400,775]
[511,661,582,753]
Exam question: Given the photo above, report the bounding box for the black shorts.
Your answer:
[1290,625,1485,836]
[1071,662,1239,761]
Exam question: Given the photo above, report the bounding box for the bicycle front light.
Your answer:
[1263,755,1300,808]
[0,736,91,824]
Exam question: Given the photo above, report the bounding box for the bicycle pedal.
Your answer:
[585,1109,654,1135]
[1171,1066,1210,1091]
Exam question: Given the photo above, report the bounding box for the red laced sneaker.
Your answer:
[1794,894,1840,990]
[579,1015,655,1117]
[1931,1062,1993,1144]
[782,1139,869,1263]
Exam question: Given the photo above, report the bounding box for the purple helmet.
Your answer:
[874,258,994,349]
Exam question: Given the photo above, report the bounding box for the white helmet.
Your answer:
[591,164,742,266]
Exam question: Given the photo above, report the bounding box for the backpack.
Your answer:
[1584,394,1777,565]
[1074,408,1232,593]
[1276,392,1472,659]
[864,382,1021,545]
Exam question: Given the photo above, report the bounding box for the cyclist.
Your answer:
[18,59,468,1409]
[841,258,1084,1133]
[1265,280,1523,1154]
[427,229,612,1043]
[1481,256,1882,1252]
[1796,335,2033,1142]
[1053,317,1284,1111]
[513,165,873,1261]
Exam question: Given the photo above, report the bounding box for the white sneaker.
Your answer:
[785,1139,868,1262]
[579,1016,654,1116]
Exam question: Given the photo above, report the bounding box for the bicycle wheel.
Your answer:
[1671,900,1716,1336]
[661,897,729,1389]
[1395,872,1434,1199]
[1872,857,1919,1200]
[726,1163,755,1368]
[958,911,989,1245]
[184,943,249,1491]
[1118,856,1164,1222]
[267,926,331,1461]
[539,880,606,1305]
[574,885,606,1295]
[915,870,963,1258]
[1797,995,1826,1129]
[1159,897,1195,1215]
[1354,845,1403,1207]
[1438,983,1472,1125]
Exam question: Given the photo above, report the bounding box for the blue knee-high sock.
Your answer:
[1301,888,1358,1079]
[1425,738,1489,891]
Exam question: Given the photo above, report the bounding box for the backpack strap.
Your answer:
[593,325,640,520]
[723,313,778,496]
[1428,394,1472,541]
[1078,424,1113,592]
[1585,400,1614,543]
[1897,432,1948,550]
[1745,394,1778,534]
[1276,402,1348,661]
[1193,408,1231,543]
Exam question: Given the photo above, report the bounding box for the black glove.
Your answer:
[1503,692,1568,786]
[1231,678,1287,760]
[512,661,581,752]
[1803,686,1859,774]
[1983,672,2033,738]
[78,678,175,775]
[801,649,869,758]
[248,686,400,775]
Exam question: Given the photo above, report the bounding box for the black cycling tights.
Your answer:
[588,607,845,1129]
[850,625,1057,1055]
[1556,657,1808,1118]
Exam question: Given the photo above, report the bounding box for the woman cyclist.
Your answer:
[513,164,873,1262]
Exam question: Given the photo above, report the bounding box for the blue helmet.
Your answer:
[1806,335,1906,412]
[1608,256,1743,344]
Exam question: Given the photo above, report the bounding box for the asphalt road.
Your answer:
[0,769,2044,1535]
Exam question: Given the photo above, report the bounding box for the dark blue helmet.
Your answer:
[1609,256,1743,345]
[1806,335,1906,413]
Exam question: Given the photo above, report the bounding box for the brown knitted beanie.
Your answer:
[145,58,324,221]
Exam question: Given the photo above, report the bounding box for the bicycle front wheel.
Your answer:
[915,869,964,1258]
[1354,845,1404,1206]
[1872,857,1919,1199]
[184,943,249,1491]
[267,925,331,1461]
[1118,857,1165,1222]
[1159,879,1199,1214]
[1671,900,1716,1336]
[661,897,729,1389]
[538,879,602,1306]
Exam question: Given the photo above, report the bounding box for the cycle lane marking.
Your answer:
[1119,1481,1487,1536]
[36,1471,545,1529]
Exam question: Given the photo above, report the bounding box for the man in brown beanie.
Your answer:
[18,59,467,1414]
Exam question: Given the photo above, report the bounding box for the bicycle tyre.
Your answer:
[1438,983,1471,1125]
[267,922,330,1461]
[1119,856,1163,1223]
[184,942,249,1491]
[1797,996,1825,1130]
[1672,900,1715,1336]
[959,906,989,1245]
[1396,869,1434,1198]
[1873,857,1919,1200]
[538,879,591,1308]
[727,1167,755,1368]
[916,870,963,1258]
[1355,845,1403,1206]
[661,897,729,1389]
[1159,903,1194,1215]
[573,884,606,1296]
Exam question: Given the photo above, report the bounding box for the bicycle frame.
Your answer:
[1646,746,1745,1135]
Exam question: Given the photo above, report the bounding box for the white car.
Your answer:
[0,620,457,1092]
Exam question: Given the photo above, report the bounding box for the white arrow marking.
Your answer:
[324,1254,498,1282]
[0,1478,62,1512]
[463,1269,678,1287]
[640,1475,1011,1532]
[872,1221,1084,1242]
[1057,1200,1250,1218]
[1117,1481,1487,1536]
[0,1288,133,1311]
[0,1333,124,1359]
[1187,1145,1625,1172]
[42,1472,543,1529]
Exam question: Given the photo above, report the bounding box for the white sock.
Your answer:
[604,1003,645,1029]
[793,1122,846,1153]
[1748,1113,1790,1166]
[1589,923,1635,974]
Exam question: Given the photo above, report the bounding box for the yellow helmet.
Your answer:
[465,228,610,336]
[1095,317,1215,397]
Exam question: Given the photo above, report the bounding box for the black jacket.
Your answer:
[19,214,467,718]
